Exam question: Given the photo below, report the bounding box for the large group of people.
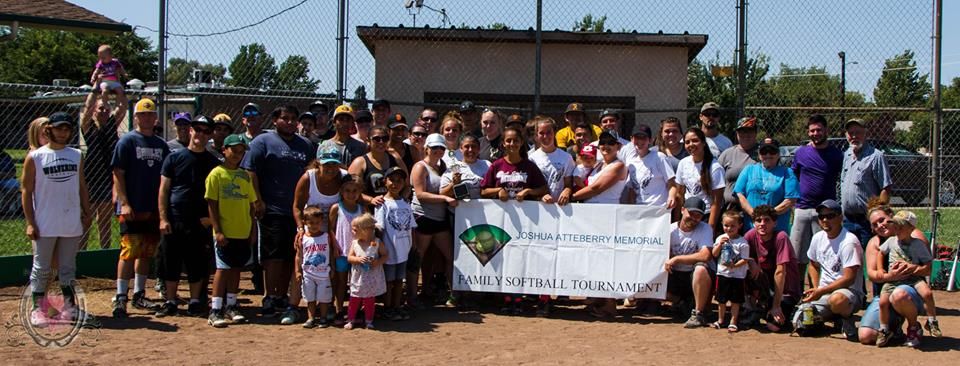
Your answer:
[22,97,945,347]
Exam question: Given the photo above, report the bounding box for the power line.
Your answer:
[134,0,308,38]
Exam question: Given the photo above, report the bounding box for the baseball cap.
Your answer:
[333,105,354,119]
[372,99,391,110]
[758,137,780,154]
[309,100,328,113]
[459,100,477,113]
[599,108,620,120]
[299,112,316,121]
[579,144,597,158]
[384,166,407,179]
[735,116,759,131]
[212,113,234,131]
[191,115,214,129]
[389,113,408,129]
[172,112,192,125]
[845,118,865,130]
[48,112,74,127]
[700,102,720,113]
[631,123,653,138]
[684,196,706,215]
[598,130,621,145]
[135,98,157,114]
[425,133,446,148]
[355,110,373,123]
[891,210,918,227]
[505,113,524,128]
[816,199,842,213]
[565,102,585,115]
[242,103,261,117]
[316,147,342,165]
[223,134,246,147]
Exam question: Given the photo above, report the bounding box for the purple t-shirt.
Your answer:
[480,158,547,198]
[95,59,123,80]
[744,229,802,300]
[791,144,843,209]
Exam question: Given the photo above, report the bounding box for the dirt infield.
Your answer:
[0,277,958,365]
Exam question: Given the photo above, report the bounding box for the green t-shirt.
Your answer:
[880,236,933,286]
[204,165,257,239]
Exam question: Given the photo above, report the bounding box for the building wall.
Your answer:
[372,40,690,129]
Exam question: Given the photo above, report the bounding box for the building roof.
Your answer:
[357,25,708,62]
[1,0,131,34]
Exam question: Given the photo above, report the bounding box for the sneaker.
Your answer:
[302,318,318,329]
[683,310,706,328]
[905,323,923,348]
[344,322,354,330]
[925,318,942,338]
[29,308,48,328]
[131,291,156,310]
[366,321,375,330]
[399,308,411,320]
[388,309,403,321]
[77,311,101,329]
[841,317,859,342]
[280,308,299,325]
[208,310,228,328]
[318,318,330,328]
[261,296,276,317]
[187,302,206,317]
[57,304,77,322]
[225,305,246,322]
[273,296,290,312]
[112,295,128,319]
[445,294,458,308]
[535,302,551,317]
[155,302,177,317]
[875,328,892,347]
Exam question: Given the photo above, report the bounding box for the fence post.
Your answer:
[930,0,943,280]
[158,0,167,137]
[533,0,543,117]
[336,0,347,104]
[735,0,748,118]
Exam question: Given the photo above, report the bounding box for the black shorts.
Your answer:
[715,276,745,304]
[259,214,296,261]
[216,238,252,269]
[415,215,449,235]
[157,219,212,283]
[667,271,694,300]
[406,246,422,272]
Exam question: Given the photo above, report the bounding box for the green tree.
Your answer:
[573,14,606,32]
[0,28,156,85]
[687,53,773,135]
[488,22,508,30]
[351,85,368,110]
[271,55,319,92]
[227,43,275,89]
[166,57,226,85]
[874,50,930,107]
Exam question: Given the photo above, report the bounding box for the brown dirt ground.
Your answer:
[0,277,958,365]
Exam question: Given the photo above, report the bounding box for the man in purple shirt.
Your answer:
[789,115,842,282]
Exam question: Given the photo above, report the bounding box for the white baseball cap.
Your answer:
[425,133,446,148]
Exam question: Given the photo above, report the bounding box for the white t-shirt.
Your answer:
[626,151,675,206]
[669,221,715,272]
[674,157,725,210]
[529,148,576,199]
[618,142,639,162]
[807,228,863,294]
[715,234,750,279]
[441,149,463,168]
[301,234,331,280]
[440,159,491,200]
[707,134,733,157]
[374,198,417,265]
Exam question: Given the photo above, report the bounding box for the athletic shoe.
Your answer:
[366,321,376,330]
[399,308,411,320]
[273,296,290,312]
[684,310,706,328]
[77,311,101,329]
[225,305,246,322]
[208,310,228,328]
[535,302,551,317]
[29,308,48,328]
[511,302,523,316]
[155,302,177,317]
[187,302,206,317]
[302,318,318,329]
[905,323,923,348]
[388,309,403,321]
[925,318,942,337]
[875,328,892,347]
[261,296,276,317]
[112,295,128,319]
[131,291,156,310]
[57,304,77,322]
[318,318,330,328]
[841,317,859,342]
[445,294,458,308]
[280,308,299,325]
[344,322,354,330]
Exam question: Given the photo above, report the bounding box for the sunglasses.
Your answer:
[412,132,428,138]
[370,136,389,143]
[420,117,437,123]
[759,150,779,156]
[243,111,259,117]
[702,111,720,118]
[192,127,212,134]
[428,146,445,151]
[818,212,840,221]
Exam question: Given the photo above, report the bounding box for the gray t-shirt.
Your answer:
[717,145,759,205]
[318,137,368,169]
[880,236,933,285]
[840,144,892,216]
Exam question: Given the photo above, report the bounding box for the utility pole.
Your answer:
[839,51,846,123]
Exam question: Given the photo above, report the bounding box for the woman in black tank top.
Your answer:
[348,126,408,207]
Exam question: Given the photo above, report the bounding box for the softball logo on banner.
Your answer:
[453,200,670,299]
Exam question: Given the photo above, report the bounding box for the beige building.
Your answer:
[357,26,706,132]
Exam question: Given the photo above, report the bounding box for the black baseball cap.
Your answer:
[684,197,706,215]
[355,110,373,123]
[459,100,477,113]
[191,115,214,129]
[599,108,620,120]
[631,123,653,138]
[758,138,780,154]
[48,112,74,127]
[299,112,316,121]
[242,103,261,116]
[309,100,328,114]
[389,113,408,129]
[372,99,391,110]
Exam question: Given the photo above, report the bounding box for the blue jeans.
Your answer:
[843,216,872,249]
[859,285,924,331]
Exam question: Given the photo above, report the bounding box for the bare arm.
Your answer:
[411,162,454,204]
[738,193,754,218]
[672,246,713,266]
[21,155,37,239]
[571,162,625,201]
[707,188,723,231]
[807,262,821,292]
[113,167,133,220]
[774,198,796,216]
[347,157,376,205]
[879,187,891,204]
[248,171,264,218]
[158,176,172,234]
[772,264,786,309]
[292,173,311,230]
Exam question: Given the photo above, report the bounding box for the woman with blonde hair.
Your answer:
[27,117,51,151]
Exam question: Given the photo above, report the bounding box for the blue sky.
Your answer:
[68,0,959,101]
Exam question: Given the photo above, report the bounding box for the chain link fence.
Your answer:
[0,0,952,257]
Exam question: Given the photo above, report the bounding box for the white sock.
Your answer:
[212,297,224,310]
[226,293,237,306]
[880,324,889,331]
[134,274,147,293]
[117,279,129,295]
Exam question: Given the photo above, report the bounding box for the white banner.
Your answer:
[453,200,669,299]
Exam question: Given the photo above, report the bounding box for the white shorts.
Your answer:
[99,80,123,92]
[302,277,332,303]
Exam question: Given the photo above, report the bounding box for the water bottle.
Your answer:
[721,244,736,266]
[362,242,378,272]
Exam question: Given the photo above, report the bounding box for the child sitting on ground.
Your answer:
[345,213,388,330]
[296,205,337,328]
[711,210,749,332]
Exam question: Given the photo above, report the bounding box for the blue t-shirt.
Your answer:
[161,149,220,220]
[791,144,843,209]
[240,131,312,216]
[111,130,169,213]
[733,164,799,232]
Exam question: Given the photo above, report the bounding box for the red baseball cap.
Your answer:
[579,144,597,158]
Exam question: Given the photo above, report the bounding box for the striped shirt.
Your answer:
[840,143,892,216]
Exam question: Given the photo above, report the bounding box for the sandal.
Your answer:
[727,324,739,333]
[710,321,722,329]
